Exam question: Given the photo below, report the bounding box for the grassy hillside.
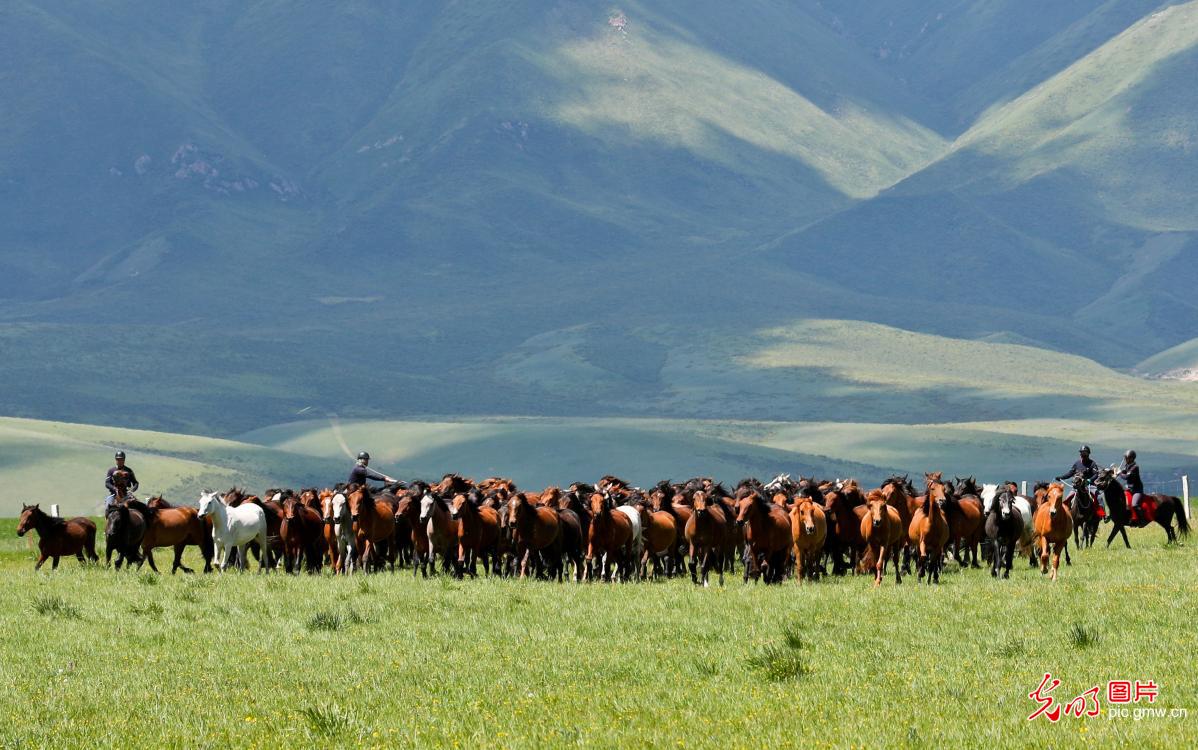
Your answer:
[1137,337,1198,378]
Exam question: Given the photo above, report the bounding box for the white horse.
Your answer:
[615,504,643,581]
[331,490,356,575]
[198,491,269,572]
[983,483,1036,559]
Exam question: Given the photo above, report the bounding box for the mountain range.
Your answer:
[2,0,1197,438]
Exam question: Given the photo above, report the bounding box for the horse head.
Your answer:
[797,499,819,536]
[418,492,437,524]
[16,504,40,536]
[449,493,468,519]
[197,491,222,519]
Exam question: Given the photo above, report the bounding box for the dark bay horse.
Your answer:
[1094,468,1190,547]
[280,495,325,573]
[1067,475,1100,549]
[17,504,98,570]
[449,492,500,577]
[105,500,147,569]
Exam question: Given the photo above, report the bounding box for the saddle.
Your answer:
[1124,491,1157,525]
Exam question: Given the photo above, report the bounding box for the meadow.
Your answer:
[0,518,1192,748]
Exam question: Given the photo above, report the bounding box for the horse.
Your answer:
[879,475,914,573]
[585,492,632,582]
[556,506,587,582]
[449,492,500,578]
[396,483,432,576]
[419,490,458,575]
[348,484,398,572]
[105,500,147,569]
[634,497,678,579]
[1033,483,1072,581]
[948,477,985,568]
[280,495,325,573]
[684,490,727,586]
[17,504,98,570]
[822,481,867,575]
[734,489,791,584]
[789,495,826,584]
[984,485,1023,579]
[1094,468,1190,547]
[908,473,950,584]
[858,489,902,586]
[649,482,689,574]
[142,495,214,574]
[197,490,269,572]
[1067,474,1101,549]
[983,483,1036,567]
[330,489,357,574]
[510,492,562,580]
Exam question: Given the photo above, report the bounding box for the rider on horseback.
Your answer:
[348,451,396,487]
[104,450,139,510]
[1118,450,1145,516]
[1056,445,1108,520]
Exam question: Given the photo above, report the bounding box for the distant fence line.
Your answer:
[1020,476,1190,520]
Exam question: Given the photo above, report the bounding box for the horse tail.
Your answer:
[1175,501,1191,537]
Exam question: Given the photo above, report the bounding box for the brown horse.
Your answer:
[947,477,984,568]
[280,496,325,573]
[419,489,459,575]
[879,475,915,573]
[735,490,791,584]
[908,473,950,584]
[510,492,562,580]
[17,504,98,570]
[634,497,678,579]
[685,490,728,586]
[585,492,632,582]
[396,483,432,576]
[142,495,214,574]
[823,482,867,575]
[789,496,827,584]
[649,483,690,574]
[347,484,397,572]
[449,493,500,577]
[859,490,902,586]
[1034,483,1073,581]
[318,489,342,571]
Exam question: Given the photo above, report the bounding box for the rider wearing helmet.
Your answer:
[1056,445,1108,518]
[1118,450,1145,515]
[347,451,396,487]
[104,450,140,509]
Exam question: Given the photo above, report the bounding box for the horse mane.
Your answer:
[125,499,155,518]
[1034,481,1050,493]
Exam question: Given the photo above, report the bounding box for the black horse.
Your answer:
[984,487,1023,579]
[1067,475,1100,549]
[104,500,147,569]
[1094,469,1190,547]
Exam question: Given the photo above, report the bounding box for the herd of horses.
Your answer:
[15,466,1189,585]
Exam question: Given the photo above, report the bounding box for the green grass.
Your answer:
[0,517,1193,747]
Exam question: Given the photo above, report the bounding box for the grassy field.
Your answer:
[0,518,1193,748]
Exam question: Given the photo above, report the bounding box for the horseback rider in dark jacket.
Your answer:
[1056,445,1108,519]
[348,452,395,488]
[1118,450,1145,515]
[105,450,139,509]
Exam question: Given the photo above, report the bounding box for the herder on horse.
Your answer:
[1056,445,1107,521]
[105,450,139,510]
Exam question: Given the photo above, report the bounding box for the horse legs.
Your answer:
[990,539,999,578]
[1039,536,1049,574]
[52,556,61,570]
[1120,526,1131,548]
[1003,538,1014,579]
[145,548,160,574]
[1063,539,1071,566]
[1050,542,1063,581]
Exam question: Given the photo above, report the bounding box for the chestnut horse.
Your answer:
[789,496,826,584]
[1034,483,1073,581]
[879,476,915,574]
[635,497,678,579]
[511,492,562,580]
[908,473,950,584]
[859,489,902,586]
[684,490,727,586]
[735,490,791,584]
[948,477,984,568]
[347,484,397,572]
[585,492,632,582]
[142,495,214,574]
[17,504,98,570]
[449,492,500,577]
[420,490,458,575]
